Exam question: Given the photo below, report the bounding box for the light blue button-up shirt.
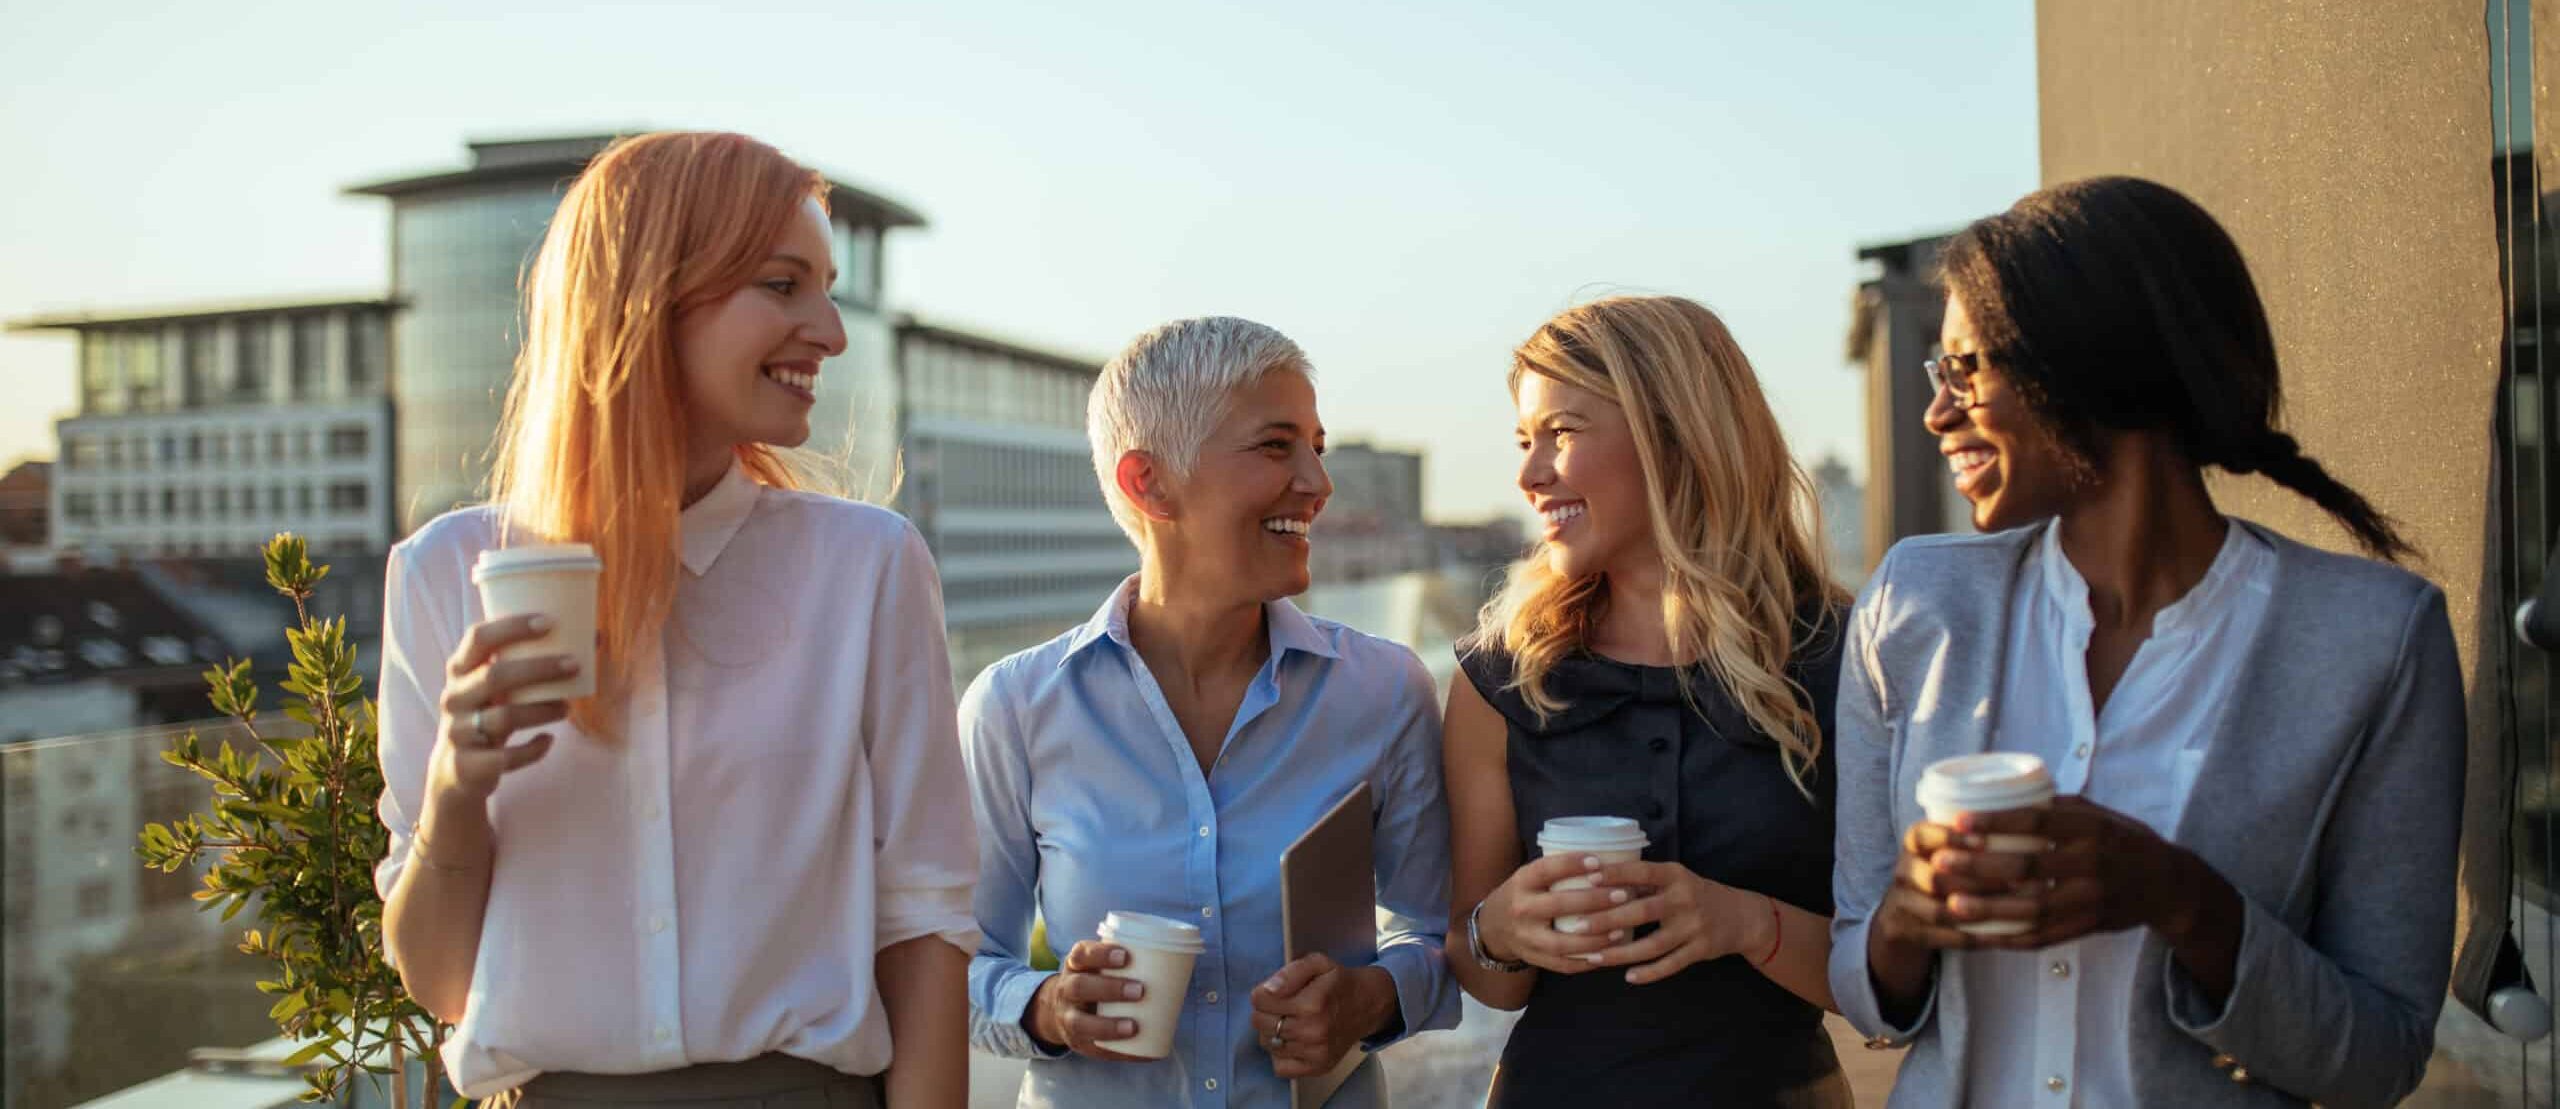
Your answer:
[962,577,1460,1108]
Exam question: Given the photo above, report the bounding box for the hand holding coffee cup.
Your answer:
[427,613,576,809]
[1030,913,1203,1061]
[1913,754,2056,937]
[1477,846,1637,975]
[1931,794,2223,952]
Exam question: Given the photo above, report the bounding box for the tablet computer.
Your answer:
[1279,781,1376,1109]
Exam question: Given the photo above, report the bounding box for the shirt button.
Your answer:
[1198,825,1211,838]
[648,915,667,934]
[2046,1076,2067,1093]
[1204,1079,1219,1091]
[2048,960,2071,978]
[2073,742,2091,759]
[1204,991,1220,1004]
[2231,1067,2253,1083]
[1648,737,1669,753]
[1201,906,1215,918]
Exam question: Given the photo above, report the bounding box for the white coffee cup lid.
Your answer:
[1916,752,2055,813]
[1536,815,1649,853]
[1099,910,1205,954]
[472,544,603,582]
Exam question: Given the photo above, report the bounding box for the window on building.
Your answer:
[209,434,227,464]
[296,485,314,515]
[831,221,881,307]
[62,436,99,471]
[185,488,202,519]
[186,432,202,463]
[268,484,283,514]
[236,431,254,465]
[349,313,386,391]
[81,336,121,414]
[107,490,124,519]
[267,429,284,462]
[329,482,368,514]
[296,429,313,461]
[183,323,218,405]
[77,879,111,919]
[236,320,272,400]
[161,489,176,517]
[327,425,368,459]
[212,487,229,517]
[158,434,174,465]
[62,493,96,523]
[122,330,165,411]
[291,315,328,399]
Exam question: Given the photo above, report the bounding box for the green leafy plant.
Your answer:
[136,534,448,1106]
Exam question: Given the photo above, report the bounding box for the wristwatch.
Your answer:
[1468,900,1528,973]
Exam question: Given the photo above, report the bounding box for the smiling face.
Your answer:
[1145,369,1332,600]
[673,197,850,458]
[1515,372,1654,581]
[1929,292,2077,531]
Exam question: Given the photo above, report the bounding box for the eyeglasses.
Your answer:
[1923,351,1982,405]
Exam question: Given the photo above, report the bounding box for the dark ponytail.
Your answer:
[1941,176,2414,563]
[2223,431,2414,562]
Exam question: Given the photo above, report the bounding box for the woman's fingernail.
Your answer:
[1263,976,1284,992]
[1610,889,1630,904]
[1583,855,1602,870]
[558,657,581,673]
[1118,1020,1136,1037]
[528,615,553,632]
[1610,929,1629,941]
[1109,949,1128,967]
[1122,981,1142,1000]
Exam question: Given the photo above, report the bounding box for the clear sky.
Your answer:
[0,0,2036,523]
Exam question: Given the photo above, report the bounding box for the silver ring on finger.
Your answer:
[1274,1015,1288,1043]
[470,706,496,746]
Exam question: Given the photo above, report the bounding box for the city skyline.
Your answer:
[0,0,2039,524]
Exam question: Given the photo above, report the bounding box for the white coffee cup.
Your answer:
[1094,910,1205,1059]
[1915,752,2057,936]
[470,544,603,702]
[1537,816,1649,946]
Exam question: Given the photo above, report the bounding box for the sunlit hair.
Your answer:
[1481,296,1843,785]
[1087,316,1313,544]
[489,131,829,734]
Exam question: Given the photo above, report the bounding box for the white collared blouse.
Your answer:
[373,465,980,1098]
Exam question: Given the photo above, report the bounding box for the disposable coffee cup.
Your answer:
[1538,816,1649,949]
[470,544,603,703]
[1094,910,1205,1059]
[1915,752,2056,936]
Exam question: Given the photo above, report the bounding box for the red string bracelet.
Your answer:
[1752,894,1783,967]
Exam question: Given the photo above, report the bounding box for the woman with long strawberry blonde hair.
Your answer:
[373,132,976,1109]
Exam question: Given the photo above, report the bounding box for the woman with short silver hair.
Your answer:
[962,317,1460,1107]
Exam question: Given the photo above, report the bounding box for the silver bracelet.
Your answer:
[1467,900,1528,973]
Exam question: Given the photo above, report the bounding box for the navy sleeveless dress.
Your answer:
[1459,606,1850,1108]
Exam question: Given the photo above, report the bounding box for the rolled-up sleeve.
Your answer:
[1364,649,1462,1048]
[1828,549,1936,1045]
[960,658,1067,1059]
[372,536,460,912]
[864,523,981,955]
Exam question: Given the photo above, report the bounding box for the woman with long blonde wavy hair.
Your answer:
[372,132,975,1109]
[1444,295,1852,1107]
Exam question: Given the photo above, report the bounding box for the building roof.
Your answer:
[6,295,398,334]
[0,567,225,688]
[344,133,929,230]
[73,1037,317,1109]
[893,313,1102,375]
